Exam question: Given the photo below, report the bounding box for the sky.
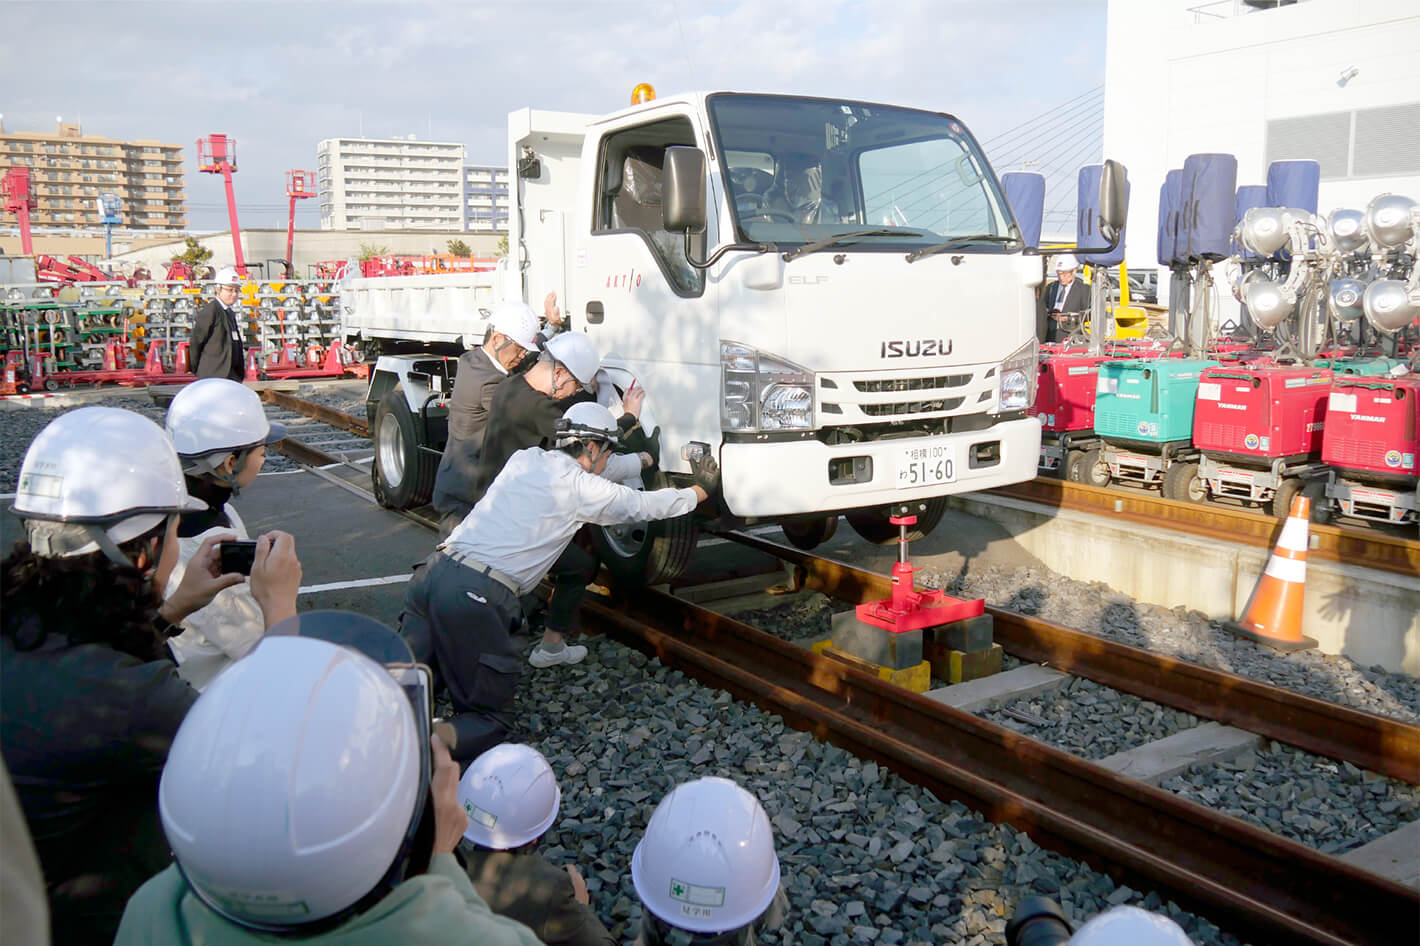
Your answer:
[0,0,1106,233]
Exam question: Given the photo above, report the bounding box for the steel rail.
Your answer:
[260,389,369,436]
[580,587,1418,946]
[730,531,1420,784]
[990,478,1420,578]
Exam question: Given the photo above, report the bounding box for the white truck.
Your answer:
[345,90,1125,583]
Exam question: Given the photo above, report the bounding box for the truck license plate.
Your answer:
[896,444,955,489]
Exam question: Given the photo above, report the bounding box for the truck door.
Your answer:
[573,112,719,465]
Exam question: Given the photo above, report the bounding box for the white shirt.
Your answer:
[445,447,699,594]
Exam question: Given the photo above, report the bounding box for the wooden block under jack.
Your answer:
[811,640,932,693]
[927,643,1003,683]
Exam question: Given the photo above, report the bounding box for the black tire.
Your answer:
[43,378,59,392]
[372,389,437,509]
[1273,477,1330,522]
[1078,448,1112,488]
[846,497,948,545]
[781,516,839,551]
[1064,449,1086,482]
[591,469,697,586]
[1163,461,1205,503]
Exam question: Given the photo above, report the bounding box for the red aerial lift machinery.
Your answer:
[3,167,36,255]
[284,170,315,278]
[196,134,247,276]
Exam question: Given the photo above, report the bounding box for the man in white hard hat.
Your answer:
[114,634,545,946]
[631,777,788,946]
[399,402,717,761]
[432,301,544,537]
[1044,254,1089,343]
[190,267,246,381]
[458,744,614,946]
[163,377,300,690]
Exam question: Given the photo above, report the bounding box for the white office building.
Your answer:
[464,164,510,232]
[317,136,466,231]
[1103,0,1420,296]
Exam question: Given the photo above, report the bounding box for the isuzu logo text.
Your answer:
[880,339,952,358]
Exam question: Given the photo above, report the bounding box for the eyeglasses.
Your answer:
[549,355,593,394]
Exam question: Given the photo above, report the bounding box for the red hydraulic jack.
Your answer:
[822,515,995,689]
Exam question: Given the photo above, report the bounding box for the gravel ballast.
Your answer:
[507,637,1249,946]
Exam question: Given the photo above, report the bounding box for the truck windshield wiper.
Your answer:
[782,228,924,262]
[905,233,1019,263]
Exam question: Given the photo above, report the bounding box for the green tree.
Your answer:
[358,242,389,261]
[446,238,472,258]
[171,237,212,269]
[495,235,509,258]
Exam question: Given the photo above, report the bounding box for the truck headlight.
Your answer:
[997,338,1038,411]
[721,341,814,432]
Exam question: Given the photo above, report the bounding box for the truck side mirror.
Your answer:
[664,146,707,234]
[1099,159,1127,243]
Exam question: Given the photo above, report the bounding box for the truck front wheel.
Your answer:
[591,470,697,585]
[781,515,839,550]
[845,498,947,545]
[372,390,436,509]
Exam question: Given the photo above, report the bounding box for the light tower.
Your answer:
[3,167,35,256]
[96,192,122,259]
[196,134,247,276]
[284,169,316,278]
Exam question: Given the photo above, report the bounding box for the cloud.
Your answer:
[1,0,1104,229]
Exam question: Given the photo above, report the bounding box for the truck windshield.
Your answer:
[707,93,1017,249]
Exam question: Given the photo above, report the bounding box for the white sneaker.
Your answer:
[528,644,588,668]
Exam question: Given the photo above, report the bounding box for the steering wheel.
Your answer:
[734,194,796,224]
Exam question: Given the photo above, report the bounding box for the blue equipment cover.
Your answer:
[1180,153,1237,262]
[1266,160,1320,214]
[1002,172,1045,248]
[1234,184,1269,260]
[1076,165,1130,266]
[1157,169,1184,267]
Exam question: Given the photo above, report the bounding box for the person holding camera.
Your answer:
[113,634,545,945]
[162,377,302,690]
[399,402,717,760]
[0,407,299,945]
[457,743,614,946]
[630,776,788,946]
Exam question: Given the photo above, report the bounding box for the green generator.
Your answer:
[1094,358,1219,445]
[1311,356,1407,377]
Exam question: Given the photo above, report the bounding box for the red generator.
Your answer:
[1322,377,1420,526]
[1173,365,1332,516]
[1031,354,1115,478]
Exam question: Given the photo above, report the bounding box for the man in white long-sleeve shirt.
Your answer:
[398,402,718,760]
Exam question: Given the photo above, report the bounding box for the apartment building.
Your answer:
[0,120,187,230]
[464,164,510,232]
[317,136,466,230]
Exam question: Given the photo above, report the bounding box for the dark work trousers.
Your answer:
[398,551,524,761]
[545,536,598,634]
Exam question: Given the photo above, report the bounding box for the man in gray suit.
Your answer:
[189,267,246,380]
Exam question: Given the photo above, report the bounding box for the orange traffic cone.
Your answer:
[1225,494,1317,651]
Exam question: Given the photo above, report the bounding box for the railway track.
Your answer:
[263,388,1420,944]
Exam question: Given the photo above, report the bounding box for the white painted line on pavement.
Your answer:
[299,574,412,595]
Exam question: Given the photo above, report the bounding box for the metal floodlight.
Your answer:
[1238,207,1290,257]
[1327,277,1367,323]
[1364,193,1417,249]
[1241,270,1294,329]
[1362,279,1419,333]
[1326,208,1368,254]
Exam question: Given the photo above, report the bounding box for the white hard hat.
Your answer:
[544,331,600,390]
[487,302,540,351]
[13,406,205,561]
[213,266,241,286]
[159,636,424,931]
[1055,253,1079,272]
[1068,906,1196,946]
[458,743,561,849]
[166,378,286,476]
[631,777,781,935]
[556,401,620,447]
